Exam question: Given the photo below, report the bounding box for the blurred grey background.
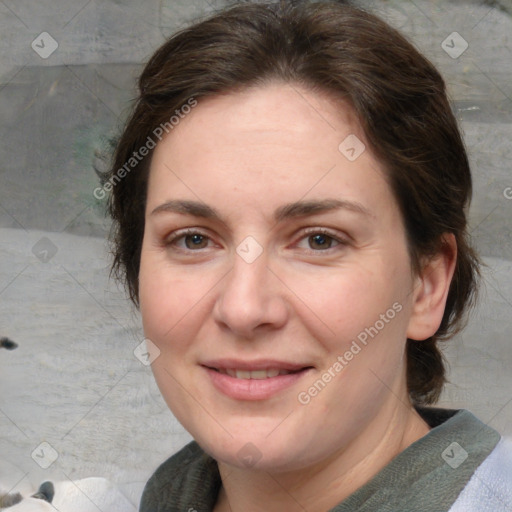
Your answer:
[0,0,511,508]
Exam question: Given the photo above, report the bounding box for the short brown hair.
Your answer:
[106,0,481,405]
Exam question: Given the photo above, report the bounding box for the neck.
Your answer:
[214,402,430,512]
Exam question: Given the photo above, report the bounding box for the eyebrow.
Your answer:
[150,198,374,223]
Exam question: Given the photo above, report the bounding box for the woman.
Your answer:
[105,1,512,510]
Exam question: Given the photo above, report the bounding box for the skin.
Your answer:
[138,82,457,512]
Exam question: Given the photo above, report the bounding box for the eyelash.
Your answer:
[164,227,349,255]
[297,228,349,253]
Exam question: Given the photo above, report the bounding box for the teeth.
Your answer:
[248,370,271,380]
[220,368,293,379]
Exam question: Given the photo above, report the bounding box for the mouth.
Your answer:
[201,360,314,400]
[209,367,308,379]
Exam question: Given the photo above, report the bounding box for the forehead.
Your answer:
[146,83,396,224]
[154,82,363,158]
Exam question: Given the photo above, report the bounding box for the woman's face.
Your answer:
[139,83,422,471]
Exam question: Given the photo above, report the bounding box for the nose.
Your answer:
[212,249,289,338]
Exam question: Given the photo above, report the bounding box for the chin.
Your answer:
[189,425,315,473]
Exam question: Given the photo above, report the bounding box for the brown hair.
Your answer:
[106,0,481,405]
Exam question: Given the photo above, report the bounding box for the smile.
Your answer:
[215,368,297,379]
[202,362,313,400]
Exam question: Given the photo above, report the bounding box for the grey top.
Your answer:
[139,407,501,512]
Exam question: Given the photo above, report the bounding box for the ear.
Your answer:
[406,233,457,341]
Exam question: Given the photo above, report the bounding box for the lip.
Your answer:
[201,359,311,372]
[201,359,314,400]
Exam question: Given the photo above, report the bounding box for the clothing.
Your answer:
[449,436,512,512]
[139,407,512,511]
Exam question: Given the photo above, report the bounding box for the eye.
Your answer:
[165,229,213,251]
[295,228,348,253]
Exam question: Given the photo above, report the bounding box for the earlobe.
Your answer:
[406,233,457,341]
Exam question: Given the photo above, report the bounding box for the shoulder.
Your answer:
[449,436,512,512]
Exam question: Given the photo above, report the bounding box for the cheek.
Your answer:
[139,249,182,347]
[287,265,394,338]
[138,248,217,355]
[140,277,187,349]
[288,261,412,379]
